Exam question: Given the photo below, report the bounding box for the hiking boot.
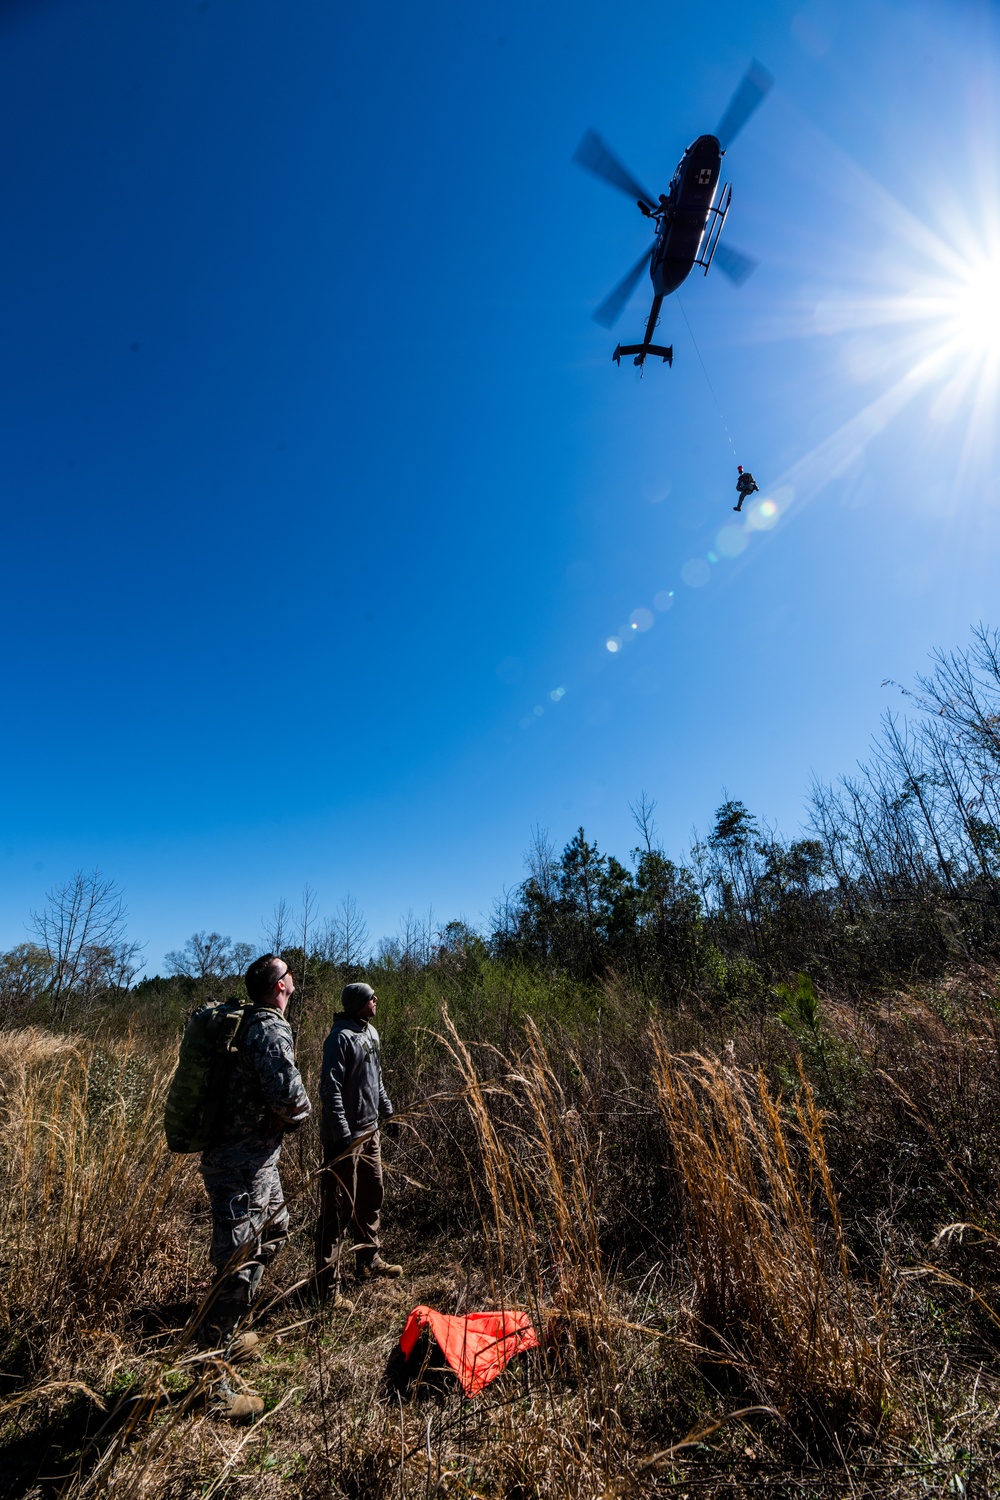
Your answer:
[357,1255,403,1282]
[216,1385,264,1423]
[314,1273,355,1311]
[224,1330,260,1363]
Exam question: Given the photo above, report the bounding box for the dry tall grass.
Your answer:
[1,984,998,1498]
[435,1009,621,1466]
[0,1028,193,1361]
[650,1034,892,1436]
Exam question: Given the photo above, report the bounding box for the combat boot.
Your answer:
[215,1380,264,1423]
[224,1330,260,1363]
[357,1254,403,1282]
[315,1280,355,1312]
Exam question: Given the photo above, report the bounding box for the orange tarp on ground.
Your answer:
[399,1305,538,1397]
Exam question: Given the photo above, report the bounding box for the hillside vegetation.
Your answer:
[2,630,1000,1498]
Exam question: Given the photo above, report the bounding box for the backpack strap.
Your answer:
[234,1003,280,1050]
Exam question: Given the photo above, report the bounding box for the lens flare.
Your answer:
[630,607,654,632]
[746,497,779,530]
[653,590,674,611]
[716,524,748,557]
[606,637,621,653]
[681,558,711,587]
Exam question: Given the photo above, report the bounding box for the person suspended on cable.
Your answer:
[734,466,759,512]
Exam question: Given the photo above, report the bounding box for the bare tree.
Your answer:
[231,942,256,975]
[164,931,252,985]
[630,792,659,855]
[525,826,558,902]
[263,897,293,955]
[489,886,519,949]
[374,934,403,966]
[300,884,315,982]
[398,907,434,971]
[283,885,318,1039]
[320,893,370,969]
[30,870,143,1022]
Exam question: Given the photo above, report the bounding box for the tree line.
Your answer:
[5,625,1000,1028]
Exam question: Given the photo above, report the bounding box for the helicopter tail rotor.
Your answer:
[715,59,773,151]
[713,242,759,286]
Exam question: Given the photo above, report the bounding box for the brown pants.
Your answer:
[315,1131,384,1294]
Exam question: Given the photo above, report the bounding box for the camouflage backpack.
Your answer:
[163,996,263,1153]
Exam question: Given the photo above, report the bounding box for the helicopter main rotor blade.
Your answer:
[715,60,773,151]
[713,242,758,286]
[573,129,656,210]
[593,246,653,328]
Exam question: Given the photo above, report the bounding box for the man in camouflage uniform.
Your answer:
[734,465,759,511]
[315,981,402,1306]
[198,953,311,1363]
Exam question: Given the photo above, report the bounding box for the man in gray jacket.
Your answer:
[315,982,402,1304]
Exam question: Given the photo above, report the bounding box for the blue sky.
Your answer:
[1,0,999,968]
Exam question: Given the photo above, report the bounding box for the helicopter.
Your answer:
[573,61,773,368]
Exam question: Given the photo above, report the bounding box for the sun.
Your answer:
[941,252,1000,362]
[805,204,1000,488]
[759,153,1000,522]
[867,232,1000,380]
[903,235,1000,469]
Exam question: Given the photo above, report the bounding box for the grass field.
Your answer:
[2,961,1000,1498]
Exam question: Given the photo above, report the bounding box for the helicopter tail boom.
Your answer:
[612,342,673,366]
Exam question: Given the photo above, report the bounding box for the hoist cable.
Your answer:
[676,293,739,462]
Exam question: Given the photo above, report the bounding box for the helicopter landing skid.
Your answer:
[613,343,673,367]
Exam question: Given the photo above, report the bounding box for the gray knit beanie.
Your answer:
[341,982,375,1014]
